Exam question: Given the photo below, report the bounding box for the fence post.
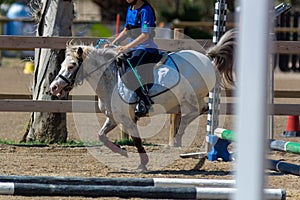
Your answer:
[119,124,129,141]
[0,20,2,66]
[278,13,290,71]
[116,13,120,35]
[292,11,299,72]
[169,28,184,147]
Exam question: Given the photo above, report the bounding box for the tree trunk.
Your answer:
[23,0,74,143]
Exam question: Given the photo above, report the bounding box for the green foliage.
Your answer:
[161,1,201,22]
[1,0,16,5]
[184,27,212,39]
[114,138,134,146]
[0,140,49,147]
[0,0,31,5]
[181,0,201,21]
[89,24,112,37]
[114,138,156,146]
[0,138,155,147]
[57,140,103,147]
[0,139,103,147]
[275,0,294,4]
[161,10,178,22]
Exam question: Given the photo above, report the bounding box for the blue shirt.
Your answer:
[124,3,157,51]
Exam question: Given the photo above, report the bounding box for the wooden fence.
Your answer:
[1,35,300,53]
[0,99,299,116]
[275,11,300,72]
[0,90,299,115]
[0,34,299,147]
[0,35,299,116]
[172,11,300,73]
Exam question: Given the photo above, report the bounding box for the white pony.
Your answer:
[50,29,236,171]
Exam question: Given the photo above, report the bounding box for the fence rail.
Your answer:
[0,16,101,24]
[0,35,298,116]
[0,35,212,52]
[1,90,300,100]
[0,90,299,115]
[275,11,300,72]
[0,35,300,54]
[173,21,300,33]
[0,99,299,116]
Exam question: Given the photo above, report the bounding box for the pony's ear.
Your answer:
[66,39,74,47]
[77,47,83,58]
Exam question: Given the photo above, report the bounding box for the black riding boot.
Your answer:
[135,87,153,117]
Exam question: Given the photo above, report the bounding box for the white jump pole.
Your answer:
[0,182,285,199]
[235,0,273,200]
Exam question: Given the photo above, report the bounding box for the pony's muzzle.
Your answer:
[50,81,64,97]
[50,82,59,95]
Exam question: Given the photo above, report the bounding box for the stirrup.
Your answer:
[135,100,149,117]
[142,89,154,105]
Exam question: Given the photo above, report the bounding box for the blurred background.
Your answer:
[0,0,299,72]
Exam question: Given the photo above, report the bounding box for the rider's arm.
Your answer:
[126,32,149,49]
[117,32,149,52]
[111,28,129,46]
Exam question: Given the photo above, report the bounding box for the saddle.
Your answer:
[116,52,166,91]
[116,52,180,104]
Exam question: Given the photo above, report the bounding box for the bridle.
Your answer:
[54,49,119,92]
[55,55,83,92]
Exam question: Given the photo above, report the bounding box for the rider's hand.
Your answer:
[104,43,114,48]
[117,45,129,53]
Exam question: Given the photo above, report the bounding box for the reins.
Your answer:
[82,39,119,78]
[83,52,119,78]
[57,40,120,92]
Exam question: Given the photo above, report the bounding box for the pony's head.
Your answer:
[50,42,90,98]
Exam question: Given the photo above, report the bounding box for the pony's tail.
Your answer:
[207,29,237,88]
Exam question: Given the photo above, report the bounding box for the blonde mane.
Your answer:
[66,41,93,60]
[63,42,118,87]
[65,41,118,62]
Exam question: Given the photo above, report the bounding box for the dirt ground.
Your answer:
[0,57,299,199]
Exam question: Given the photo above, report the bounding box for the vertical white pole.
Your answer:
[235,0,273,200]
[206,0,227,151]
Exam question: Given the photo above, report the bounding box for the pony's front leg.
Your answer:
[98,117,128,157]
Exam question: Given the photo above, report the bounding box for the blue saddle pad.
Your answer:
[117,53,180,104]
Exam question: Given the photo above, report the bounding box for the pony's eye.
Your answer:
[68,65,75,70]
[68,62,77,70]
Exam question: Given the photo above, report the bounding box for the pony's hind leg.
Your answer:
[121,119,149,171]
[131,136,149,171]
[174,98,207,147]
[174,111,199,147]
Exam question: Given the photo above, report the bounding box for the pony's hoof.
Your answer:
[116,147,128,157]
[174,140,182,147]
[111,144,128,157]
[136,164,147,172]
[120,149,128,157]
[117,145,128,157]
